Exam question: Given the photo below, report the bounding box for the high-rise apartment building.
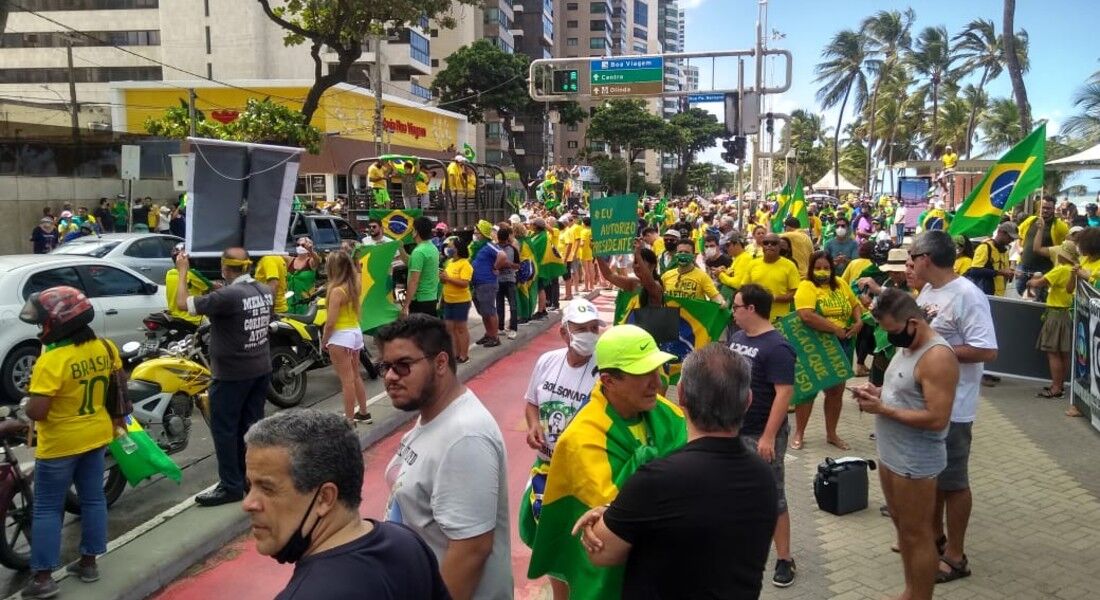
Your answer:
[512,0,556,181]
[684,64,700,91]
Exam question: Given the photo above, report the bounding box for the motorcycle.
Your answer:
[122,311,201,371]
[267,288,379,409]
[64,327,213,514]
[0,405,32,570]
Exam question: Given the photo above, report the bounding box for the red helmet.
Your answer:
[19,286,94,344]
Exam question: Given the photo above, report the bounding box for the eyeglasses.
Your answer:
[378,355,430,377]
[732,303,747,310]
[761,240,779,246]
[909,252,929,260]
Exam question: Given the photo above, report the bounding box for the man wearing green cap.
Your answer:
[526,325,686,600]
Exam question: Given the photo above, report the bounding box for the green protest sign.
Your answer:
[591,194,638,256]
[775,313,855,402]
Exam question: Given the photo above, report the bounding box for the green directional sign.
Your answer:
[590,68,664,84]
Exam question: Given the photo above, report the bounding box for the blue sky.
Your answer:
[680,0,1100,186]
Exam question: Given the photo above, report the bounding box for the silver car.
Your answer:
[51,233,183,284]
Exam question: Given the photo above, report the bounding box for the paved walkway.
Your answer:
[153,291,1100,599]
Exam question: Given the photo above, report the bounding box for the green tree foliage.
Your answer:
[145,98,322,154]
[429,39,584,185]
[814,29,869,190]
[775,109,832,187]
[1062,68,1100,145]
[257,0,477,125]
[667,108,725,178]
[586,99,674,193]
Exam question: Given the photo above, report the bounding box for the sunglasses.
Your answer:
[378,355,429,377]
[761,240,779,246]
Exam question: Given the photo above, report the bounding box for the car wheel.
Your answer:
[1,345,40,404]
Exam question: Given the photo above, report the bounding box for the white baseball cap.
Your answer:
[562,298,603,326]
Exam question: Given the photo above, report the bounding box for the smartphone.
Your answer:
[846,386,863,397]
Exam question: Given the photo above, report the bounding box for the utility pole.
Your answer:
[372,31,384,156]
[188,88,197,137]
[65,35,80,141]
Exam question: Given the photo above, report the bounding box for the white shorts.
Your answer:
[327,328,364,351]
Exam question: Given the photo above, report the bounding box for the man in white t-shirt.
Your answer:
[909,231,998,585]
[894,203,908,244]
[518,298,603,600]
[379,315,512,600]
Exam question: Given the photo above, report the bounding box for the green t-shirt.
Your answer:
[408,240,441,302]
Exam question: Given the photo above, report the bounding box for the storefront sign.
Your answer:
[1071,281,1100,432]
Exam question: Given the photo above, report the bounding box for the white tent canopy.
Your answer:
[812,170,861,192]
[1048,142,1100,171]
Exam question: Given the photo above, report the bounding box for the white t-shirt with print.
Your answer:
[917,276,998,423]
[524,347,597,461]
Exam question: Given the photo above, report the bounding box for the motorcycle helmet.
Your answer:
[19,285,94,345]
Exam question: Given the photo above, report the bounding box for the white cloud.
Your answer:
[681,0,708,9]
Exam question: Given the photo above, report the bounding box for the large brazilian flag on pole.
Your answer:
[354,241,401,333]
[771,182,793,233]
[529,229,566,281]
[789,176,809,228]
[949,124,1046,239]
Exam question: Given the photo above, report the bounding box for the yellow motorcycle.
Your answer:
[268,288,379,408]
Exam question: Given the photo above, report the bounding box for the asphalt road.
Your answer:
[0,365,368,596]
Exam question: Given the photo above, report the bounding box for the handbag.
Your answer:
[100,340,132,418]
[632,305,681,344]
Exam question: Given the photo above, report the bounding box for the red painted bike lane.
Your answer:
[154,293,617,599]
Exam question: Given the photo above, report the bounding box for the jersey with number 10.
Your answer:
[28,340,119,459]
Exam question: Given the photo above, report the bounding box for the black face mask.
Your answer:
[273,488,322,564]
[887,319,917,349]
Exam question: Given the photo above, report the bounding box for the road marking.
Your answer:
[365,390,389,407]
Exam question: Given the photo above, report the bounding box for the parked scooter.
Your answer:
[123,311,201,371]
[268,289,379,408]
[64,327,212,514]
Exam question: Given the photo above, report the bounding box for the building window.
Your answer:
[488,37,513,54]
[567,141,579,149]
[410,82,432,101]
[566,37,578,47]
[409,31,430,65]
[486,121,504,140]
[484,7,511,28]
[634,26,647,40]
[592,2,608,13]
[0,30,161,47]
[204,26,211,54]
[590,20,607,31]
[12,0,158,9]
[566,2,578,10]
[567,123,578,132]
[632,41,647,53]
[0,66,162,84]
[485,149,507,165]
[566,20,578,28]
[590,38,607,49]
[544,0,553,15]
[542,15,553,39]
[431,58,439,68]
[634,0,648,25]
[203,0,209,17]
[418,15,430,30]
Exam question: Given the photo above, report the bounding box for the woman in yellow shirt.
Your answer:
[21,286,118,597]
[578,217,597,292]
[792,251,863,450]
[1027,241,1078,400]
[953,235,974,277]
[322,252,370,424]
[439,239,473,364]
[840,241,875,284]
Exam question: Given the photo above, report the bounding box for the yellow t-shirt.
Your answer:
[971,240,1009,296]
[719,251,754,289]
[330,286,360,330]
[1018,216,1069,248]
[1079,256,1100,287]
[164,269,210,325]
[415,171,430,195]
[942,152,958,169]
[255,255,289,313]
[561,224,581,261]
[1044,265,1074,309]
[794,278,860,328]
[442,258,473,303]
[651,237,666,256]
[577,226,594,261]
[662,266,720,301]
[29,340,119,459]
[368,164,387,189]
[954,256,973,277]
[742,257,802,321]
[840,257,873,284]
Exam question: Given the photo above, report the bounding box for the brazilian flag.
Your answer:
[369,209,423,243]
[788,176,809,228]
[613,291,730,385]
[517,237,539,320]
[771,183,793,232]
[110,416,182,486]
[529,230,566,281]
[354,241,401,333]
[949,124,1046,238]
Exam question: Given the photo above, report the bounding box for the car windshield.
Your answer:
[51,240,119,258]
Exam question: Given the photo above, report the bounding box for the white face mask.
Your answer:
[835,227,849,238]
[568,330,599,357]
[704,247,718,258]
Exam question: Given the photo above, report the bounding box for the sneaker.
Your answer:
[773,558,796,587]
[507,330,517,340]
[547,306,560,312]
[66,561,100,583]
[498,329,506,336]
[483,338,502,348]
[475,336,490,345]
[21,578,60,599]
[353,410,373,424]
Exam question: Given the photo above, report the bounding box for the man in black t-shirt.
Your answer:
[571,344,777,599]
[729,283,798,588]
[243,410,449,599]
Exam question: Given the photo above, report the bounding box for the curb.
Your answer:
[35,297,585,600]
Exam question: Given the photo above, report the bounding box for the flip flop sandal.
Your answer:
[1037,389,1065,399]
[935,555,971,584]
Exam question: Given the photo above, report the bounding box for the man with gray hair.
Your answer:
[571,343,778,599]
[242,410,448,598]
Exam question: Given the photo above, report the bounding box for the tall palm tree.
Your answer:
[953,19,1029,158]
[1062,69,1100,144]
[908,26,955,154]
[1002,0,1032,134]
[815,29,870,190]
[980,97,1023,152]
[860,9,915,190]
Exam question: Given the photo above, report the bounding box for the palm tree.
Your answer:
[860,9,915,190]
[980,97,1023,151]
[908,26,955,154]
[815,29,870,190]
[953,19,1029,158]
[1062,69,1100,144]
[1002,0,1032,134]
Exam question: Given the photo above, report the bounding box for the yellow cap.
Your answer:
[595,325,677,375]
[477,219,493,238]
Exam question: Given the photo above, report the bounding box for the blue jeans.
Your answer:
[895,222,906,243]
[210,375,269,495]
[32,447,108,571]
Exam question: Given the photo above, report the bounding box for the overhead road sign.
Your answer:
[592,82,664,97]
[590,57,664,71]
[688,93,725,104]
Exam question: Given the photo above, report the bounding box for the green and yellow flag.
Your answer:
[355,241,401,333]
[525,383,686,599]
[516,236,539,320]
[789,176,809,228]
[368,209,423,243]
[949,124,1046,238]
[771,183,793,232]
[111,416,182,486]
[529,229,566,281]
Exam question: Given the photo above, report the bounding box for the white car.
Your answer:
[0,255,166,403]
[50,233,184,285]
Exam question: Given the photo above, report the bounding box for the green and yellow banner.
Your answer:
[355,241,401,333]
[368,209,423,243]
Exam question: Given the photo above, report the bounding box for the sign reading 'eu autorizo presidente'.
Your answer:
[591,194,639,257]
[590,57,665,97]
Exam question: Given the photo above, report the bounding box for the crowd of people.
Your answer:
[29,196,187,253]
[17,178,1100,599]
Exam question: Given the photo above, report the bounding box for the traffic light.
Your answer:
[721,136,747,163]
[552,69,580,93]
